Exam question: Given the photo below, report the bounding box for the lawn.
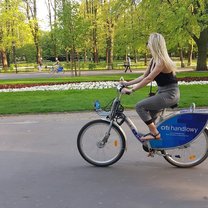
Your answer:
[0,85,207,115]
[0,71,207,115]
[0,71,207,86]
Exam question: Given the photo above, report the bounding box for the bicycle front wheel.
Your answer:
[77,119,126,167]
[162,128,208,168]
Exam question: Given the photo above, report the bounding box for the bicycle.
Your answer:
[77,83,208,168]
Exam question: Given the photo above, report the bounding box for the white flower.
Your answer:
[148,81,208,86]
[0,81,207,93]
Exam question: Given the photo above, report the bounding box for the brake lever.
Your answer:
[125,91,131,95]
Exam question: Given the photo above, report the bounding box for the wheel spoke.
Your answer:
[163,130,208,168]
[77,120,125,167]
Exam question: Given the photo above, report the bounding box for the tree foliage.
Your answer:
[0,0,32,68]
[0,0,207,71]
[137,0,208,70]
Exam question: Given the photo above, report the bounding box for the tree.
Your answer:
[188,1,208,71]
[58,0,90,76]
[162,0,208,70]
[100,0,132,69]
[0,0,30,69]
[45,0,60,58]
[114,1,143,63]
[23,0,42,65]
[139,0,208,71]
[83,0,100,63]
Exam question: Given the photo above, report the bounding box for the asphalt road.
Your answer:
[0,70,140,80]
[0,67,194,80]
[0,111,207,208]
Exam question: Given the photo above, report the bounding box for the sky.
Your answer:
[36,0,81,31]
[37,0,49,31]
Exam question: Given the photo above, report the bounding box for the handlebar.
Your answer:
[117,76,125,92]
[117,83,125,92]
[117,83,132,95]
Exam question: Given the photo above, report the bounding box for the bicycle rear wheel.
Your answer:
[77,119,126,167]
[162,128,208,168]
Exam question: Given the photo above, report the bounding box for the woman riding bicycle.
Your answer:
[121,33,180,141]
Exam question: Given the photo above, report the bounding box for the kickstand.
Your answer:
[143,141,155,157]
[147,149,155,157]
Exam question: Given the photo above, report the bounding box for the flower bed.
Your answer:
[0,77,207,92]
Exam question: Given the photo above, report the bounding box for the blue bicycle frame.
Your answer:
[123,109,208,150]
[95,85,208,151]
[150,111,208,150]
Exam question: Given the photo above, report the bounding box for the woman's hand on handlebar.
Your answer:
[121,87,133,95]
[117,84,132,95]
[118,77,133,95]
[119,80,128,87]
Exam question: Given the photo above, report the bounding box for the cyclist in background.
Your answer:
[53,57,60,72]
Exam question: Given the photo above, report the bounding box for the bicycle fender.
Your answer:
[149,113,208,149]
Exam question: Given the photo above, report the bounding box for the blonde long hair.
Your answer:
[148,33,176,74]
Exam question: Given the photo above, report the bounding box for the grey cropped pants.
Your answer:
[136,83,180,125]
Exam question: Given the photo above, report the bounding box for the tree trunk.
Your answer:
[196,28,208,71]
[106,18,114,70]
[92,27,99,63]
[36,45,41,65]
[134,49,138,63]
[187,42,193,66]
[92,2,98,63]
[12,41,18,73]
[65,50,69,63]
[1,49,8,69]
[179,47,185,68]
[77,51,81,76]
[84,48,87,63]
[106,36,113,70]
[70,47,77,76]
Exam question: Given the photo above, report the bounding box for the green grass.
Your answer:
[0,71,207,85]
[176,71,208,78]
[178,85,208,108]
[0,89,117,114]
[0,71,207,115]
[0,85,207,115]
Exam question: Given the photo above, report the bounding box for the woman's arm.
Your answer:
[132,62,163,91]
[125,74,145,86]
[121,62,163,94]
[124,59,154,86]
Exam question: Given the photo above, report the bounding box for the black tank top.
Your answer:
[154,72,178,86]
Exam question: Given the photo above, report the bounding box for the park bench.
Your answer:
[15,66,35,72]
[116,63,137,70]
[117,63,125,69]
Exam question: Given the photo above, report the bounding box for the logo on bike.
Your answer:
[160,125,198,135]
[150,113,208,149]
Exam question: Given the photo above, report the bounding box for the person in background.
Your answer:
[124,56,132,73]
[120,33,180,141]
[38,57,43,72]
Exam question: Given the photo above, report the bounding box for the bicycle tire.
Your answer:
[77,119,126,167]
[162,128,208,168]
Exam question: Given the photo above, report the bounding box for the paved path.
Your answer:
[0,68,194,80]
[0,111,207,208]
